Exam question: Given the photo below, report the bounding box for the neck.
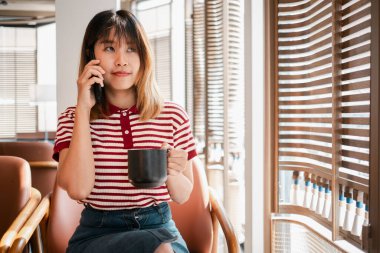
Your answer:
[105,87,136,109]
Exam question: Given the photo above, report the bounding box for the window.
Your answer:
[0,27,37,138]
[136,0,247,248]
[0,24,57,140]
[133,0,173,101]
[133,0,244,249]
[192,0,246,247]
[271,0,379,251]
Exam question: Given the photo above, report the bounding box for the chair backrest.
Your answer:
[170,157,214,253]
[0,141,56,197]
[28,162,57,199]
[0,156,31,237]
[0,142,54,162]
[45,183,83,253]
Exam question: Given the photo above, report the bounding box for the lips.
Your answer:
[112,71,131,77]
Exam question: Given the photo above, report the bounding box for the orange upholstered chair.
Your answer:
[0,156,41,253]
[10,157,239,253]
[0,142,57,197]
[0,142,54,162]
[170,157,239,252]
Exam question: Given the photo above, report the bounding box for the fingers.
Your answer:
[82,69,104,81]
[76,60,106,108]
[87,70,104,84]
[84,62,105,76]
[161,142,189,176]
[160,142,172,151]
[78,61,105,88]
[167,156,188,177]
[85,68,105,81]
[167,160,187,176]
[77,74,104,89]
[84,59,105,74]
[168,161,185,171]
[89,76,104,86]
[167,168,181,176]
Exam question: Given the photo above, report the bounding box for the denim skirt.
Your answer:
[66,202,189,253]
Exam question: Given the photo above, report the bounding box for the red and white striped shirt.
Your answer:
[53,101,197,210]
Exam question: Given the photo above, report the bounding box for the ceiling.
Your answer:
[0,0,55,27]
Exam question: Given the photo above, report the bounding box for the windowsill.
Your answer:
[272,213,365,253]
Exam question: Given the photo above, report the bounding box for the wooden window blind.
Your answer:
[192,0,245,243]
[150,35,172,100]
[192,1,206,147]
[274,0,376,250]
[203,0,244,151]
[185,4,194,128]
[205,0,225,145]
[0,27,37,139]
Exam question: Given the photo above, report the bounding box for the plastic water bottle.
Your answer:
[290,171,301,206]
[363,204,369,226]
[310,180,319,211]
[322,184,331,219]
[343,193,355,231]
[351,192,365,237]
[338,192,346,227]
[316,183,325,215]
[303,177,312,208]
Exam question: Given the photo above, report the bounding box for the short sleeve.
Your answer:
[52,107,76,161]
[171,103,197,160]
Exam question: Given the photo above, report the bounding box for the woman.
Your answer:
[54,9,197,253]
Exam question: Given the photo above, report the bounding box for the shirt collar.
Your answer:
[108,103,139,115]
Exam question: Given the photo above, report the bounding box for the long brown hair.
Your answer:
[79,9,163,121]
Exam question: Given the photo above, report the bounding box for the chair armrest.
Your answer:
[9,193,50,253]
[28,161,58,168]
[0,187,41,253]
[209,187,240,253]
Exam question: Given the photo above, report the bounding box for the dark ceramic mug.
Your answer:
[128,149,167,188]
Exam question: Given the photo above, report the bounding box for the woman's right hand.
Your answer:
[76,59,105,110]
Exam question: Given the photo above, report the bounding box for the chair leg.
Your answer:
[30,226,43,253]
[211,212,219,253]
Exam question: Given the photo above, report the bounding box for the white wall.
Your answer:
[171,0,185,106]
[245,0,270,252]
[38,23,56,87]
[37,23,57,131]
[55,0,120,114]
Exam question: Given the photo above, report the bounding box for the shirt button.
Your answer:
[125,130,129,135]
[122,112,127,116]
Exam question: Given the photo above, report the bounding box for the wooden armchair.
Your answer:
[0,156,41,253]
[10,157,240,253]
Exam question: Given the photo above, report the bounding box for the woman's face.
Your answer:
[93,29,141,92]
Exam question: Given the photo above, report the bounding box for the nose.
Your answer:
[115,51,128,66]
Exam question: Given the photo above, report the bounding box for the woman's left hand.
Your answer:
[161,143,188,176]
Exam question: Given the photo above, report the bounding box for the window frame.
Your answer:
[369,0,379,251]
[268,0,380,251]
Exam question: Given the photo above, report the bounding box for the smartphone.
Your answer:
[89,51,103,104]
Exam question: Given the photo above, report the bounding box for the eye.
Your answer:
[127,47,137,53]
[105,46,115,52]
